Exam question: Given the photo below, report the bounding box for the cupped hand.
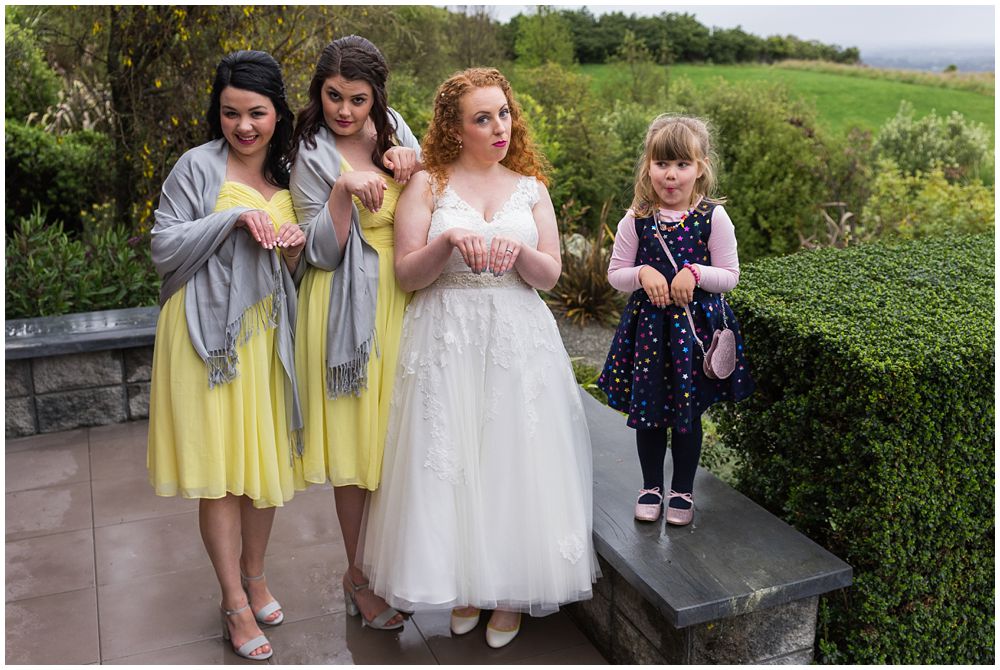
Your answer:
[446,227,488,274]
[487,236,522,276]
[236,209,277,250]
[639,265,671,308]
[276,222,305,256]
[670,267,696,305]
[383,146,419,184]
[340,170,388,213]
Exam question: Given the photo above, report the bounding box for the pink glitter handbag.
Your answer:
[652,224,737,380]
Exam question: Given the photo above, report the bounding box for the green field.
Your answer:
[581,63,995,138]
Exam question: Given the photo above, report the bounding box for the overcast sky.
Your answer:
[473,2,995,50]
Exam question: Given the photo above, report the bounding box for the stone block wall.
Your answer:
[565,555,818,664]
[5,346,153,437]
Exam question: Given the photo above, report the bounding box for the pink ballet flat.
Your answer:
[665,490,694,526]
[634,487,663,522]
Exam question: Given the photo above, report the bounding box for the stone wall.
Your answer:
[5,346,152,437]
[566,555,817,664]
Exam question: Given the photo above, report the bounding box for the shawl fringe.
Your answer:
[325,327,380,399]
[206,265,283,389]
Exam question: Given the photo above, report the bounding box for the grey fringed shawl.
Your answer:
[150,138,304,454]
[289,109,420,398]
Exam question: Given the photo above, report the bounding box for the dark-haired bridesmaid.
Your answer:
[148,50,305,661]
[289,35,420,631]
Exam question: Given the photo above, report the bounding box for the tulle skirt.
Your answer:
[361,277,599,615]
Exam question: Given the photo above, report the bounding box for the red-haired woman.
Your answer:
[360,68,597,649]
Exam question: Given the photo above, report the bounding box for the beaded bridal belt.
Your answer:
[430,271,529,290]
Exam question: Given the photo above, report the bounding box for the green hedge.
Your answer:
[5,119,114,233]
[718,234,994,663]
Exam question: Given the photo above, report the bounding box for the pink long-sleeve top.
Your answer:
[607,201,741,294]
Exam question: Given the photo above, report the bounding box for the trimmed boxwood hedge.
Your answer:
[717,233,994,664]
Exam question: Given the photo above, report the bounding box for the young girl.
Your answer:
[598,114,754,526]
[148,50,305,660]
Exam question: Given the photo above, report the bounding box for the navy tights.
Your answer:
[636,421,703,509]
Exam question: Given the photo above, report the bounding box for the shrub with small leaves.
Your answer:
[5,205,159,318]
[873,101,992,184]
[5,119,114,234]
[860,159,994,240]
[717,234,994,663]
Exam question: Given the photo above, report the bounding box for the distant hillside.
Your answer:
[580,63,995,138]
[861,46,994,73]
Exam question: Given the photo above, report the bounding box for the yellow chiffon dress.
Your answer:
[148,182,305,508]
[296,160,409,489]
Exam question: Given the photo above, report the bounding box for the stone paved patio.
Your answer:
[4,421,608,665]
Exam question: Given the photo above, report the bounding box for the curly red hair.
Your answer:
[422,67,549,193]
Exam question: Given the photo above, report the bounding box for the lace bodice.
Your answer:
[428,176,540,277]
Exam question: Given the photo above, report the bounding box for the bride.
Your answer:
[360,68,597,648]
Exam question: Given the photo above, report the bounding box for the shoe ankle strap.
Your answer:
[241,572,265,582]
[223,603,250,617]
[667,490,693,502]
[345,577,370,592]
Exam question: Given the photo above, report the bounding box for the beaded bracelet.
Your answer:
[683,262,701,286]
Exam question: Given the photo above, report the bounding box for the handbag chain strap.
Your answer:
[650,212,728,357]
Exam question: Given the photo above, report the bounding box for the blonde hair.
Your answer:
[630,114,724,218]
[422,67,549,192]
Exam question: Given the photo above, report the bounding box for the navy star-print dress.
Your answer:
[598,200,754,432]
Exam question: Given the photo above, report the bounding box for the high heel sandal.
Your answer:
[240,572,284,625]
[665,490,695,526]
[343,576,404,630]
[450,606,481,635]
[485,611,522,649]
[220,603,273,661]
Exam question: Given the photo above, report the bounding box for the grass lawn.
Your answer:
[581,63,995,138]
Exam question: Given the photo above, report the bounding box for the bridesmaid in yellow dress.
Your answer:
[148,51,305,661]
[289,35,421,630]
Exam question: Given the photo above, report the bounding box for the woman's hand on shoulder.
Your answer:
[335,170,387,213]
[383,146,419,184]
[236,209,277,249]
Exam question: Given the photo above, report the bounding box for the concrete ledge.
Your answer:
[568,391,853,663]
[5,306,158,360]
[5,307,158,436]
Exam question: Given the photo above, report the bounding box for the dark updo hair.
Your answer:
[290,35,397,175]
[206,50,294,188]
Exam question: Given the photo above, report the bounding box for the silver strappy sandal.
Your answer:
[343,577,404,630]
[241,572,284,625]
[220,603,273,661]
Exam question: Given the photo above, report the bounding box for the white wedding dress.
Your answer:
[361,176,598,615]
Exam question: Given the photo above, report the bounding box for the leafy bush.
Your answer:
[860,159,994,240]
[600,29,669,106]
[873,101,992,183]
[545,203,625,327]
[5,119,115,233]
[511,62,635,229]
[718,235,994,663]
[387,70,434,141]
[4,21,60,121]
[671,77,830,262]
[5,205,159,318]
